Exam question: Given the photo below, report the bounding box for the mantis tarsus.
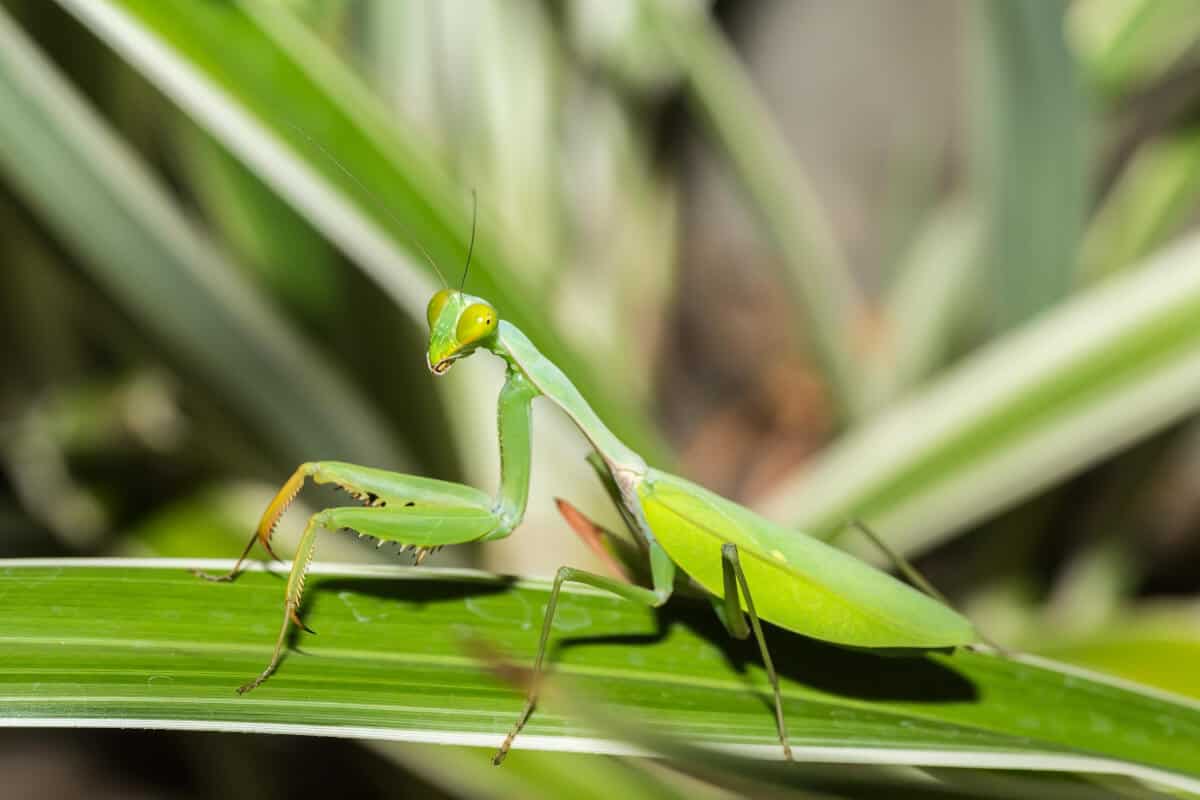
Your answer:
[198,286,980,765]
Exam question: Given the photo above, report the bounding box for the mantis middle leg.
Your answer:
[493,539,677,765]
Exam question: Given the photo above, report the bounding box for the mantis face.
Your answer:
[425,288,499,375]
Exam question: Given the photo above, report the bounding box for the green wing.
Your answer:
[637,469,977,649]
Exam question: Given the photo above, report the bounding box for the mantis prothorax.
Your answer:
[198,287,980,765]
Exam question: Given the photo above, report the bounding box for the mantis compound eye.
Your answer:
[456,303,498,344]
[426,288,455,330]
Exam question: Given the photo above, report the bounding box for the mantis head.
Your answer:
[425,288,499,375]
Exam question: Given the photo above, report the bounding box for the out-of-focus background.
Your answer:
[3,0,1200,796]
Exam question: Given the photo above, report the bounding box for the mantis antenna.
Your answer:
[281,120,451,288]
[460,189,477,290]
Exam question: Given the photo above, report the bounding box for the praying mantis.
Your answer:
[198,284,980,765]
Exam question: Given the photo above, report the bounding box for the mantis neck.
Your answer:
[495,321,646,476]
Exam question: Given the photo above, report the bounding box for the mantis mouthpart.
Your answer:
[197,286,981,764]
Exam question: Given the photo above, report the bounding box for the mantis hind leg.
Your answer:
[719,543,793,761]
[850,520,1005,654]
[849,520,951,607]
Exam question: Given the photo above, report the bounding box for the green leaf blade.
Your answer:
[972,0,1089,329]
[2,560,1198,793]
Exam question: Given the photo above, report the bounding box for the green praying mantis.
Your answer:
[198,266,980,765]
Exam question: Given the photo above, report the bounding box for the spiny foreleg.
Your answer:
[194,461,495,582]
[234,500,505,694]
